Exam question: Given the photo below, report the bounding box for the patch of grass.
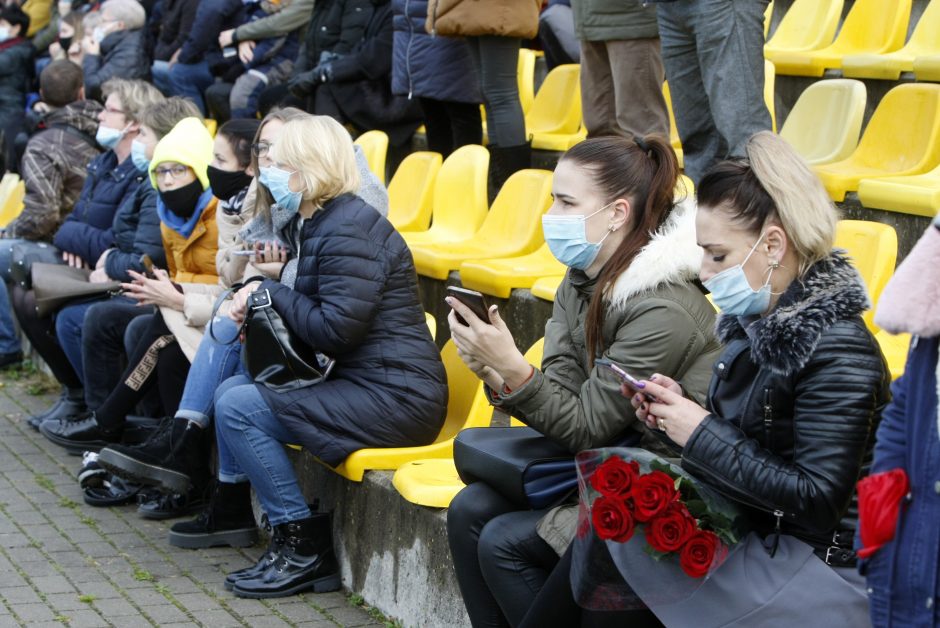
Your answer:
[347,594,403,628]
[132,567,154,582]
[347,593,364,607]
[53,614,70,624]
[58,496,78,508]
[26,381,55,396]
[33,473,55,492]
[78,594,96,604]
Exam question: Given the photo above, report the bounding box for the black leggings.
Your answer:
[11,287,83,390]
[418,98,482,157]
[94,312,189,432]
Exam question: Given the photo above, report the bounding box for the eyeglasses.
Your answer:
[154,165,191,179]
[251,142,272,158]
[103,105,125,115]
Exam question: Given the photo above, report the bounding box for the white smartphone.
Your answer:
[230,250,255,257]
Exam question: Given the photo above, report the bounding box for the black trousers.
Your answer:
[447,482,560,628]
[417,98,482,157]
[11,287,84,390]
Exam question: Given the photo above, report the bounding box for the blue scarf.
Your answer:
[156,188,214,239]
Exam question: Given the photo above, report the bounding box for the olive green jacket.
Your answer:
[570,0,659,42]
[486,199,722,554]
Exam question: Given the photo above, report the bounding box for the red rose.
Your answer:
[590,457,640,497]
[857,468,909,559]
[645,502,697,553]
[591,496,635,543]
[679,530,723,578]
[631,470,678,522]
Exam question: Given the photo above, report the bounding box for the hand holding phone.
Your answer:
[446,287,491,326]
[595,357,655,401]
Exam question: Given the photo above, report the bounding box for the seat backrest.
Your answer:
[905,0,940,52]
[424,311,437,340]
[387,151,443,231]
[526,64,582,137]
[435,340,491,442]
[0,180,25,229]
[764,0,774,38]
[851,83,940,171]
[766,0,843,52]
[518,48,537,115]
[780,79,867,164]
[834,220,898,332]
[354,130,389,184]
[764,60,777,132]
[425,144,490,239]
[831,0,911,53]
[477,169,553,253]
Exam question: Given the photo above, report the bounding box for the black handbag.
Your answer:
[31,263,121,316]
[453,427,579,510]
[10,241,63,289]
[209,277,334,393]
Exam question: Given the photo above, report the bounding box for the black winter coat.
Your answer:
[83,29,151,101]
[681,252,890,561]
[153,0,200,61]
[177,0,244,64]
[257,193,447,466]
[104,183,167,281]
[0,38,34,127]
[294,0,373,75]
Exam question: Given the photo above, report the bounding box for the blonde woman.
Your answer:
[211,116,447,599]
[624,132,889,624]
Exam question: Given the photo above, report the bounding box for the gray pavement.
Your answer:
[0,367,385,628]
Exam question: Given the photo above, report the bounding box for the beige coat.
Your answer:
[426,0,541,39]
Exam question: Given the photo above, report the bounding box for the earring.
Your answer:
[609,224,617,232]
[769,259,780,269]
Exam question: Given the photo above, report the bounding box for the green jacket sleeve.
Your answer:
[234,0,315,42]
[490,295,713,453]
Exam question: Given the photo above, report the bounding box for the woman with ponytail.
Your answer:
[446,135,721,627]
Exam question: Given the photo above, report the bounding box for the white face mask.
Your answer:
[0,27,11,42]
[92,25,108,43]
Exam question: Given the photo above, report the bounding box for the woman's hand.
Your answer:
[446,297,531,391]
[629,380,709,447]
[121,268,185,310]
[81,34,99,56]
[238,40,256,64]
[62,251,88,269]
[218,28,235,48]
[228,280,263,324]
[254,240,288,264]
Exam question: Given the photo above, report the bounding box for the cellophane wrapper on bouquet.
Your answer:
[571,447,745,611]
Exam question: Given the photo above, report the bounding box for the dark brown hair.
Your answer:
[218,118,260,169]
[40,60,83,107]
[560,135,679,364]
[696,160,777,234]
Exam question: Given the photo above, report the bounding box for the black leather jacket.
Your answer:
[680,252,891,564]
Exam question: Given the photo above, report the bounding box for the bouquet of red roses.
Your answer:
[572,448,744,611]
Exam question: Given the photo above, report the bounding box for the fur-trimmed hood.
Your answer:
[607,197,702,307]
[875,225,940,338]
[716,250,870,376]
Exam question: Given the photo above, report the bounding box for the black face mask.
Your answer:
[59,36,72,50]
[207,165,252,202]
[159,179,204,220]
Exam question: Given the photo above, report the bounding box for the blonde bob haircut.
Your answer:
[269,115,360,209]
[101,78,163,123]
[697,131,837,276]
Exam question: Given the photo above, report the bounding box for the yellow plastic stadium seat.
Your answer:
[331,340,493,481]
[813,83,940,202]
[764,60,777,133]
[842,0,940,79]
[518,48,537,115]
[875,330,911,380]
[0,172,19,219]
[460,243,566,298]
[204,119,218,137]
[769,0,911,77]
[410,169,553,279]
[392,338,547,506]
[531,275,564,302]
[764,0,844,61]
[663,83,683,169]
[354,130,389,184]
[913,54,940,81]
[834,220,898,333]
[387,151,443,231]
[0,179,26,228]
[857,166,940,218]
[779,79,866,166]
[527,65,582,147]
[425,311,437,340]
[400,145,489,249]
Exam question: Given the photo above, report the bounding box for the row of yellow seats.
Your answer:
[765,0,940,80]
[0,172,25,228]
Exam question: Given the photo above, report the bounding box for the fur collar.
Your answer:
[875,226,940,337]
[607,197,701,307]
[716,251,870,376]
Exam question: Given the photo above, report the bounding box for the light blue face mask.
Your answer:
[95,124,126,150]
[130,139,149,172]
[541,202,614,270]
[259,166,302,214]
[703,232,774,317]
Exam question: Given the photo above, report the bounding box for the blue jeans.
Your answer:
[214,374,310,526]
[151,60,174,96]
[55,299,97,380]
[176,316,246,428]
[168,60,214,116]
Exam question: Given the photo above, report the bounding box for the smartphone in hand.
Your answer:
[595,358,655,400]
[140,254,156,279]
[446,286,491,326]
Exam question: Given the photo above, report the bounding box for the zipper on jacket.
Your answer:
[766,509,784,557]
[762,387,773,449]
[404,0,414,99]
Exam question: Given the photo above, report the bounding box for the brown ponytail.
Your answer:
[560,135,679,365]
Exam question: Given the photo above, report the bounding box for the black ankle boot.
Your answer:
[98,419,209,494]
[28,388,85,430]
[488,143,531,201]
[168,482,258,549]
[232,514,340,598]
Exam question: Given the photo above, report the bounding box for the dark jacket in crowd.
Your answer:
[52,152,145,265]
[391,0,480,104]
[7,100,103,241]
[0,37,35,127]
[682,252,890,560]
[83,29,151,100]
[153,0,200,61]
[104,183,166,281]
[294,0,372,74]
[570,0,658,42]
[177,0,243,65]
[256,193,447,467]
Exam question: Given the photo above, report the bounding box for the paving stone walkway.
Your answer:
[0,366,383,628]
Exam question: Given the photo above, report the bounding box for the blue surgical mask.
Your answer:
[95,124,125,150]
[130,139,149,172]
[541,202,614,270]
[703,233,773,317]
[259,166,302,214]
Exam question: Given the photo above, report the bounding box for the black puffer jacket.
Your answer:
[0,37,34,127]
[153,0,200,61]
[257,193,447,466]
[83,29,151,100]
[681,251,890,561]
[293,0,374,76]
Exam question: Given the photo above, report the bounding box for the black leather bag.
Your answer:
[453,427,578,510]
[209,278,334,393]
[10,241,62,289]
[31,263,121,316]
